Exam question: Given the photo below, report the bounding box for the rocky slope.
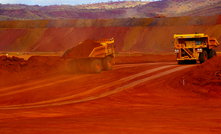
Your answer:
[0,0,220,20]
[0,15,220,53]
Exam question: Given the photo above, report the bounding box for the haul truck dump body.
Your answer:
[174,33,219,64]
[62,38,115,74]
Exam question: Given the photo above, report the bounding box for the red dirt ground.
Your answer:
[0,56,220,133]
[114,54,177,64]
[184,57,221,96]
[0,54,177,87]
[0,55,66,86]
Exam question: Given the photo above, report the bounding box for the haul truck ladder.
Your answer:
[183,48,195,58]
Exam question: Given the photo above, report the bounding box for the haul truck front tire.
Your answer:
[209,49,217,59]
[67,60,78,73]
[199,50,208,64]
[91,59,102,74]
[102,56,113,71]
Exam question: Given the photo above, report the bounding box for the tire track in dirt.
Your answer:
[0,75,70,93]
[0,75,89,96]
[113,62,176,69]
[0,64,195,110]
[0,62,171,96]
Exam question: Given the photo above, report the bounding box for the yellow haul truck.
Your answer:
[174,33,219,64]
[62,38,115,74]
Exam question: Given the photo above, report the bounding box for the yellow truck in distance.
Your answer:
[174,33,219,64]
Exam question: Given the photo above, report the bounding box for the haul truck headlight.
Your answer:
[175,49,179,53]
[196,48,202,52]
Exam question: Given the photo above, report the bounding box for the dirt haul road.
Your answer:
[0,62,220,133]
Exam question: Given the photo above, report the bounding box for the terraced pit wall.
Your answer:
[0,15,221,53]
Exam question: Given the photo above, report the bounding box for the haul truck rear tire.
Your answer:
[85,60,91,73]
[91,59,102,74]
[209,49,217,59]
[199,50,208,64]
[77,60,87,72]
[67,60,78,73]
[102,56,113,71]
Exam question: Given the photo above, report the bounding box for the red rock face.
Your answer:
[216,15,221,25]
[0,26,221,53]
[0,29,28,50]
[0,16,220,53]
